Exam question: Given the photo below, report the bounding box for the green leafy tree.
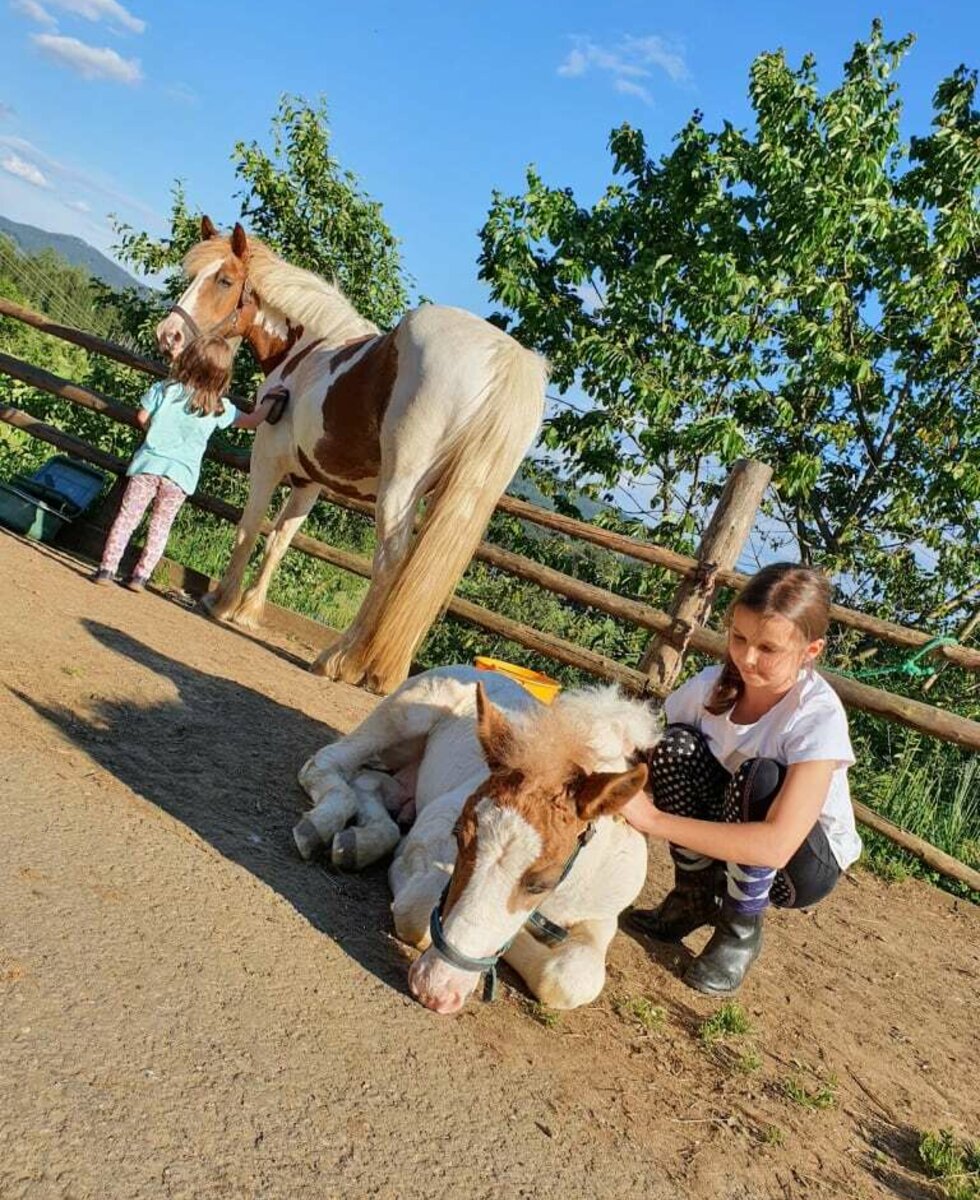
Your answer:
[478,23,980,626]
[114,94,413,333]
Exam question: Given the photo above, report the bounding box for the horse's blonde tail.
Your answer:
[358,343,547,692]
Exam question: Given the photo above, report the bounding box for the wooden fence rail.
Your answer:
[3,387,979,755]
[2,294,978,673]
[3,308,980,894]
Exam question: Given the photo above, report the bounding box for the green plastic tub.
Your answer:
[0,456,107,543]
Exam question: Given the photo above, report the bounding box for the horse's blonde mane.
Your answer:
[504,686,662,788]
[183,235,379,340]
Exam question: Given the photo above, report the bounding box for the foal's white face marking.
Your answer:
[408,797,544,1016]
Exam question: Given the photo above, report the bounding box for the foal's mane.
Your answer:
[501,686,662,789]
[184,236,379,341]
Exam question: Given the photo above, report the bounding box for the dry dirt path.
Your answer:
[1,531,977,1200]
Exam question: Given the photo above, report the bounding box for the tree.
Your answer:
[113,94,414,332]
[478,23,980,626]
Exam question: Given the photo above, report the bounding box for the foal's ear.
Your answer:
[201,214,219,240]
[475,682,514,772]
[230,222,250,262]
[573,763,648,823]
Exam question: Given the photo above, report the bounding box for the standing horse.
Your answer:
[297,666,659,1013]
[156,218,546,693]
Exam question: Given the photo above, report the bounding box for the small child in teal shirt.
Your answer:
[94,334,274,591]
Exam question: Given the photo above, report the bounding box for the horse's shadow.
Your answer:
[13,618,409,995]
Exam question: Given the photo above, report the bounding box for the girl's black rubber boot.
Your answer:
[684,900,764,995]
[626,864,720,942]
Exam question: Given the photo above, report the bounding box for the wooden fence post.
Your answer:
[639,458,772,691]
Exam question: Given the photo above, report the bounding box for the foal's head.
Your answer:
[408,683,652,1015]
[156,216,256,359]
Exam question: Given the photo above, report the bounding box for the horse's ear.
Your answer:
[573,763,648,823]
[230,222,249,263]
[475,682,514,772]
[201,214,219,240]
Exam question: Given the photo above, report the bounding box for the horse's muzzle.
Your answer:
[408,951,478,1015]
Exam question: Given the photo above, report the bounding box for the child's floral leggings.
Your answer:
[100,473,187,578]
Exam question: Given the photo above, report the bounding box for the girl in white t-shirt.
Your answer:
[621,563,861,996]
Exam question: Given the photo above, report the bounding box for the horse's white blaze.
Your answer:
[446,799,542,957]
[156,262,220,352]
[408,800,543,1012]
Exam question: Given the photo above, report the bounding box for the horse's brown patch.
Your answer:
[443,791,484,915]
[250,321,305,375]
[296,448,378,501]
[309,332,398,483]
[280,335,326,380]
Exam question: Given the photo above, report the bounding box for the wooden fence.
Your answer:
[1,295,978,893]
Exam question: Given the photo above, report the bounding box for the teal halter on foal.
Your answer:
[427,823,596,1002]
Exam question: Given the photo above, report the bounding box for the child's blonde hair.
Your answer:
[171,334,234,418]
[705,563,832,715]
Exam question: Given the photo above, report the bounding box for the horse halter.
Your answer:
[427,822,596,1002]
[167,276,257,347]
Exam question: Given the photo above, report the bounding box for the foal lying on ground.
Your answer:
[297,667,660,1014]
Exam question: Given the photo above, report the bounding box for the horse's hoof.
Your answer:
[232,609,261,631]
[293,817,324,861]
[331,828,359,870]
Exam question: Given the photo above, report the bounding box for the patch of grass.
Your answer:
[918,1129,980,1200]
[522,999,561,1030]
[698,1001,751,1044]
[780,1064,838,1111]
[614,995,666,1033]
[734,1046,763,1075]
[762,1124,785,1147]
[852,733,980,902]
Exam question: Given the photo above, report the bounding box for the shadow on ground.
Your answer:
[11,617,408,996]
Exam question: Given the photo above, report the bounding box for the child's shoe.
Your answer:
[124,575,148,593]
[91,568,115,586]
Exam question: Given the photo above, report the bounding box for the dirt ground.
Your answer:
[1,531,977,1200]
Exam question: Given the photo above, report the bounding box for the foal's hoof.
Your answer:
[293,817,324,861]
[331,828,359,870]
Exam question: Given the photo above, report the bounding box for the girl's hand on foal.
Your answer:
[620,791,668,837]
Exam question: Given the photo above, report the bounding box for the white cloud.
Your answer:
[622,35,690,83]
[0,103,15,119]
[46,0,145,34]
[557,47,588,78]
[614,78,653,105]
[2,152,50,187]
[32,33,142,82]
[66,197,90,211]
[165,81,198,106]
[11,0,58,27]
[557,34,690,104]
[0,135,164,224]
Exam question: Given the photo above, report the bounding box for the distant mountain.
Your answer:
[0,214,146,293]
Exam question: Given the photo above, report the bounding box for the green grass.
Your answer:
[522,999,561,1030]
[918,1129,980,1200]
[698,1001,751,1044]
[852,734,980,902]
[614,995,666,1033]
[762,1124,785,1147]
[734,1046,763,1074]
[779,1064,838,1111]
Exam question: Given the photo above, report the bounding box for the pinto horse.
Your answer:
[297,666,659,1014]
[156,218,546,694]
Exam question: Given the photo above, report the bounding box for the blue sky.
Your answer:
[0,0,977,314]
